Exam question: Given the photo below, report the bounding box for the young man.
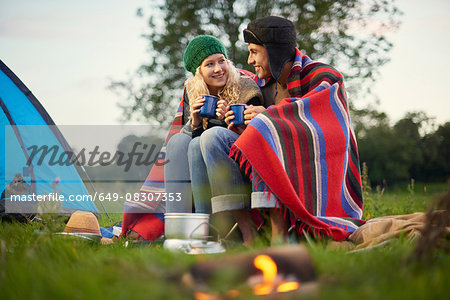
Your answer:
[199,16,364,245]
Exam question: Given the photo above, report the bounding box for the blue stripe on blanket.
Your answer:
[328,84,355,218]
[315,216,359,233]
[249,116,279,155]
[301,97,329,216]
[140,180,164,189]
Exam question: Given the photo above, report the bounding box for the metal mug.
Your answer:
[199,95,218,118]
[230,104,246,125]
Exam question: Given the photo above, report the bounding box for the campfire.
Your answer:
[251,254,300,295]
[184,245,317,299]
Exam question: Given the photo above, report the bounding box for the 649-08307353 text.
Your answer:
[94,192,182,202]
[9,192,182,203]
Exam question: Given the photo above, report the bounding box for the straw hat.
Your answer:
[64,210,101,235]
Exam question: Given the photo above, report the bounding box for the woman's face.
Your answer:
[199,53,229,94]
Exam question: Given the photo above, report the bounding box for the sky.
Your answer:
[1,0,449,130]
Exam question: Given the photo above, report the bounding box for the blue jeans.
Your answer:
[165,133,192,213]
[165,128,276,215]
[164,133,211,213]
[188,137,212,213]
[199,127,277,213]
[199,127,251,213]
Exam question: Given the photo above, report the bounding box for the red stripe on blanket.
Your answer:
[281,105,314,212]
[268,107,305,208]
[300,66,341,86]
[286,79,300,91]
[307,89,348,217]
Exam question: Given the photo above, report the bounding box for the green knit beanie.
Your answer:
[183,35,228,75]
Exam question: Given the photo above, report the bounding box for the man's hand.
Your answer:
[244,105,266,125]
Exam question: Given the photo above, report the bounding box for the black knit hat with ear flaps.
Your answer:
[243,16,297,81]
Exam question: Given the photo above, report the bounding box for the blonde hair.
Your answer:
[185,59,241,111]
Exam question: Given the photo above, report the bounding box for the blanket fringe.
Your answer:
[263,187,337,240]
[230,145,274,201]
[230,144,346,241]
[273,199,340,240]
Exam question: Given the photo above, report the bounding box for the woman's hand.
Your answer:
[216,99,228,120]
[224,106,235,127]
[244,105,266,125]
[225,106,246,134]
[225,104,266,133]
[190,96,205,129]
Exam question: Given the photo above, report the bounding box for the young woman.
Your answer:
[165,35,262,214]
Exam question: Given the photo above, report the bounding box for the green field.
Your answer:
[1,182,448,299]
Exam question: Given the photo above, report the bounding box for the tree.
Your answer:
[351,105,390,140]
[357,110,448,186]
[111,0,401,125]
[434,122,450,179]
[419,122,450,181]
[84,133,164,183]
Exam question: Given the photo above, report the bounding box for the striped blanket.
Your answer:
[120,94,185,240]
[229,49,364,241]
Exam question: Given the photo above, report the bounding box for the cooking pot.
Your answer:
[164,213,210,239]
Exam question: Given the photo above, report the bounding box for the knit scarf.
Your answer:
[229,49,365,241]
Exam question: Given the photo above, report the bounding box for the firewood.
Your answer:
[185,244,316,293]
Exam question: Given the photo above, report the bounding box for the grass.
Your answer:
[313,237,450,299]
[362,180,442,219]
[0,182,449,299]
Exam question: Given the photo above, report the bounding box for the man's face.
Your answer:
[247,43,271,79]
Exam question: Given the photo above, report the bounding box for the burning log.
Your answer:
[183,244,317,298]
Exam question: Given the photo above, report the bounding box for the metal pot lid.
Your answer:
[187,240,226,255]
[163,239,226,255]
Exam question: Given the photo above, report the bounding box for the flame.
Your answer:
[253,255,277,295]
[193,255,300,299]
[252,254,300,295]
[194,292,215,300]
[254,255,278,282]
[194,289,240,300]
[226,290,240,298]
[276,281,300,293]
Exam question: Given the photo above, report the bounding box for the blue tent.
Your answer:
[0,60,98,216]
